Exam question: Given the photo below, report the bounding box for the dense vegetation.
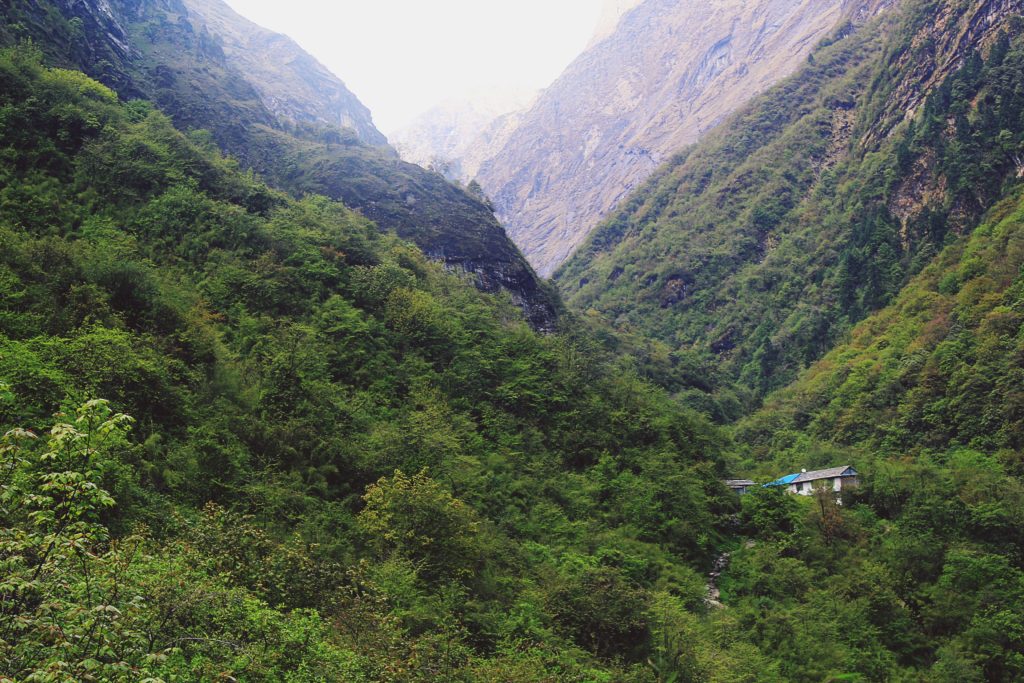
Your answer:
[0,46,754,680]
[557,0,1024,414]
[555,1,1024,678]
[738,190,1024,468]
[0,0,559,330]
[720,193,1024,681]
[5,0,1024,678]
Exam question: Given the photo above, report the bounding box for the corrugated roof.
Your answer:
[764,466,857,487]
[725,479,756,486]
[765,473,801,487]
[793,466,856,483]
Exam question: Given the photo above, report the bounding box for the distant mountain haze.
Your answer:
[588,0,645,46]
[389,86,538,180]
[388,0,642,178]
[219,0,608,134]
[468,0,893,277]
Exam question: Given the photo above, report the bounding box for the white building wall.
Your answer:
[788,477,855,495]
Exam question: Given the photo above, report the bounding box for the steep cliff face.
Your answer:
[861,0,1024,146]
[0,0,559,330]
[557,0,1024,402]
[474,0,889,277]
[178,0,386,146]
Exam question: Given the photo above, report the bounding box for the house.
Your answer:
[724,479,757,494]
[766,466,859,496]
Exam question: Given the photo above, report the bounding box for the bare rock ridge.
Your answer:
[178,0,387,147]
[472,0,891,277]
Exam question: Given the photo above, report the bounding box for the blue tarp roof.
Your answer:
[765,473,800,487]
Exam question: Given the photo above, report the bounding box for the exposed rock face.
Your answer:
[862,0,1023,147]
[179,0,387,146]
[473,0,888,277]
[589,0,646,47]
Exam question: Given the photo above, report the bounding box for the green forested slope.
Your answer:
[0,46,755,681]
[548,4,1024,678]
[0,0,560,330]
[557,0,1024,407]
[5,1,1024,680]
[713,190,1024,683]
[710,190,1024,681]
[738,188,1024,466]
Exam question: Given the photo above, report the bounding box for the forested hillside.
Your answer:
[738,188,1024,468]
[717,174,1024,683]
[5,0,1024,679]
[0,0,559,330]
[558,0,1024,409]
[0,46,751,681]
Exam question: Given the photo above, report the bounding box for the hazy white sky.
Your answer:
[223,0,607,134]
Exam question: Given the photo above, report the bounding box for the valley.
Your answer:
[2,0,1024,680]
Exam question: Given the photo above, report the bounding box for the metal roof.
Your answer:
[765,473,801,487]
[793,466,857,483]
[765,466,857,487]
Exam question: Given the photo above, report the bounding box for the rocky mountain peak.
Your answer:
[389,86,537,180]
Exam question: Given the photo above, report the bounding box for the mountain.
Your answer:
[588,0,645,47]
[388,0,645,183]
[558,0,1024,407]
[472,0,890,277]
[5,0,1024,679]
[0,45,739,680]
[738,187,1024,465]
[390,86,536,180]
[0,0,559,329]
[178,0,387,146]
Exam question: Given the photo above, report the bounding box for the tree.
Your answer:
[810,486,847,546]
[547,562,650,660]
[357,470,484,583]
[740,485,798,537]
[0,398,161,682]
